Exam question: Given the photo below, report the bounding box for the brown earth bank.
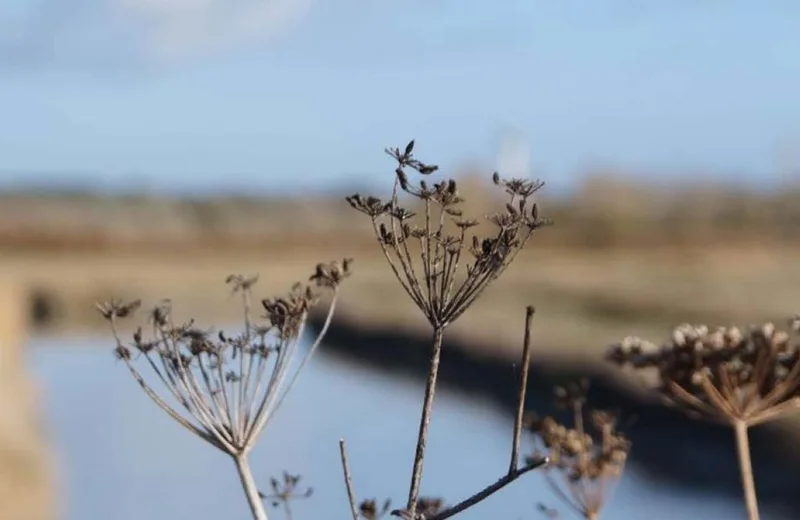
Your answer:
[9,245,800,341]
[5,244,800,517]
[0,280,55,520]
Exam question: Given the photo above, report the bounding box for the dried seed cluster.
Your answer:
[351,496,445,520]
[260,471,313,511]
[527,382,629,520]
[389,497,446,520]
[528,413,629,481]
[608,317,800,426]
[346,140,550,327]
[359,498,393,520]
[99,259,351,456]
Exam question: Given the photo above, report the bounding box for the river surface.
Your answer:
[28,335,784,520]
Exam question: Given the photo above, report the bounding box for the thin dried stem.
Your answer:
[666,380,723,422]
[123,359,222,448]
[339,439,360,520]
[245,313,309,444]
[734,420,760,520]
[406,326,445,514]
[510,306,535,473]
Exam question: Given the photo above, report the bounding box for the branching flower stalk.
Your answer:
[527,381,630,520]
[339,306,549,520]
[346,141,549,518]
[608,316,800,520]
[98,259,352,520]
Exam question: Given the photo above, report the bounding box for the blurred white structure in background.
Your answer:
[495,128,530,180]
[776,138,800,185]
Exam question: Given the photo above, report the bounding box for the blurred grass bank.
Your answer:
[4,178,799,348]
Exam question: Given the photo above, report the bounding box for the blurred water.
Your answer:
[27,336,778,520]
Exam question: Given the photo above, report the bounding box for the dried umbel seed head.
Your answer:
[100,260,350,457]
[346,140,550,327]
[607,316,800,427]
[96,299,142,320]
[260,471,313,509]
[607,336,660,368]
[310,258,354,288]
[526,387,630,519]
[226,274,259,293]
[415,497,445,518]
[359,498,392,520]
[553,379,589,410]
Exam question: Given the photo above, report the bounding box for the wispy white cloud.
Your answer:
[120,0,314,61]
[0,0,315,70]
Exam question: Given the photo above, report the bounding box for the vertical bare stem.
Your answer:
[510,305,535,473]
[339,439,360,520]
[733,420,759,520]
[234,453,269,520]
[407,326,446,516]
[574,401,588,474]
[239,287,254,440]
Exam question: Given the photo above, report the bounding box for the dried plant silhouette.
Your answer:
[356,497,394,520]
[259,471,314,520]
[99,259,351,520]
[608,317,800,520]
[342,149,549,520]
[526,381,630,520]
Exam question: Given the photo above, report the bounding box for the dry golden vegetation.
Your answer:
[2,171,800,252]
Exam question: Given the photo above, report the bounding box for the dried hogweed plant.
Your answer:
[345,141,550,518]
[526,381,630,520]
[608,316,800,520]
[97,260,352,520]
[259,471,314,520]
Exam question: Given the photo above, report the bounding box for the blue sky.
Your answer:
[1,0,799,195]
